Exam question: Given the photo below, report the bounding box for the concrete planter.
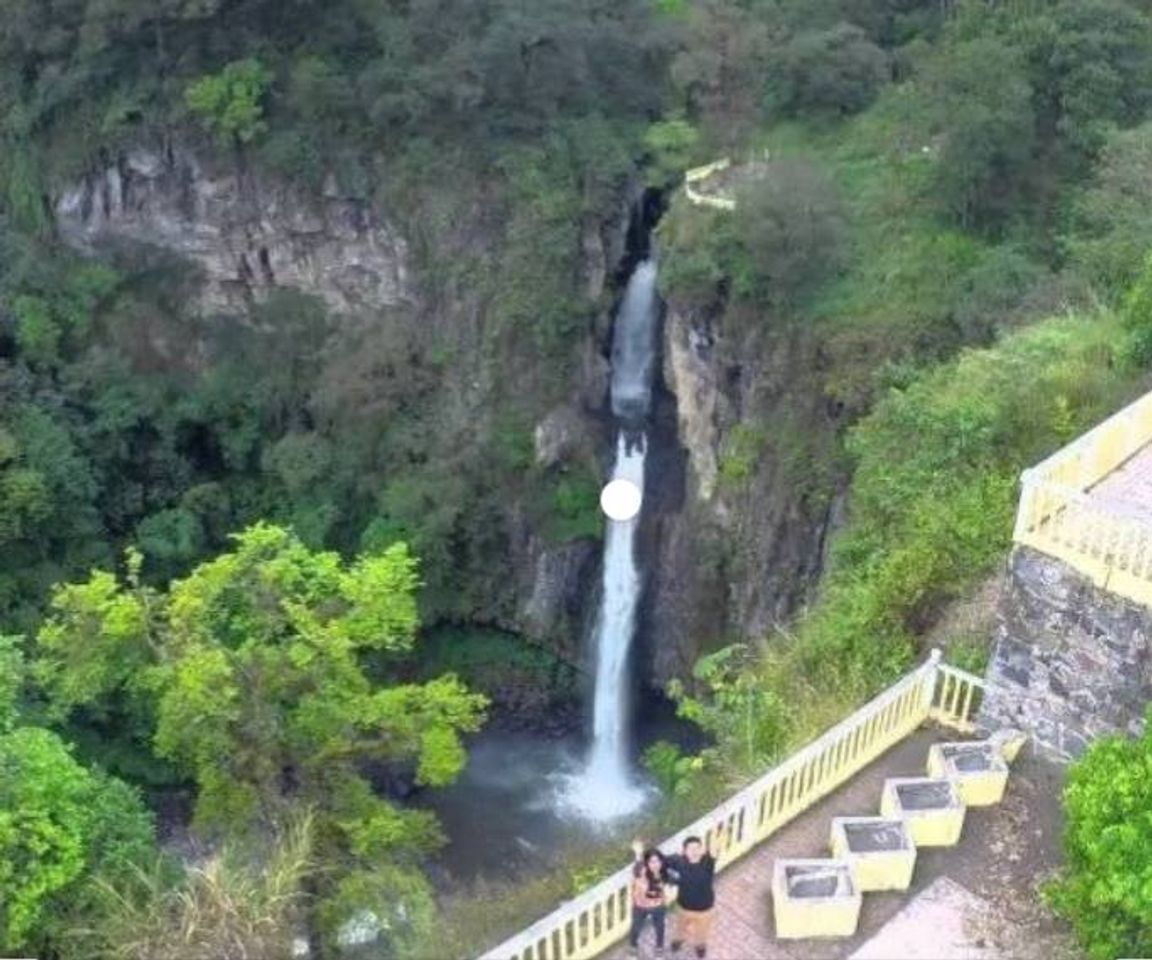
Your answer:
[829,816,917,892]
[880,777,966,847]
[927,741,1010,807]
[771,859,862,939]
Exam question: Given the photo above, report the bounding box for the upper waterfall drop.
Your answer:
[610,260,660,424]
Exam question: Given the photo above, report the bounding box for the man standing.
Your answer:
[634,835,716,959]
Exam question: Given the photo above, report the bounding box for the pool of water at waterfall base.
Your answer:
[421,696,703,883]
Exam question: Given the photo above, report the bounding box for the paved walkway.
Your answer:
[1089,442,1152,524]
[607,728,1073,960]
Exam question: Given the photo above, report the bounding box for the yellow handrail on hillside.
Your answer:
[477,652,986,960]
[1014,388,1152,607]
[684,158,736,211]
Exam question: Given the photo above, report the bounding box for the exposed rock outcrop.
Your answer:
[55,146,411,316]
[640,298,841,684]
[663,305,723,504]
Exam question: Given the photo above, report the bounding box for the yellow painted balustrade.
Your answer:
[683,158,736,211]
[476,652,986,960]
[1014,388,1152,607]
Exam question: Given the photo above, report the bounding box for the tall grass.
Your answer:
[71,814,315,960]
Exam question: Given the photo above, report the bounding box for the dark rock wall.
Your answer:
[982,545,1152,760]
[641,300,842,684]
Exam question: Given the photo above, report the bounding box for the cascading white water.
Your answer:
[561,259,659,821]
[610,261,659,423]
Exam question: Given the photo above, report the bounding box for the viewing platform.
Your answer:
[476,658,1071,960]
[473,390,1152,960]
[983,387,1152,761]
[1015,389,1152,607]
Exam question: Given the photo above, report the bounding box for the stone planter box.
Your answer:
[927,741,1010,807]
[880,777,965,847]
[771,859,862,939]
[829,816,917,892]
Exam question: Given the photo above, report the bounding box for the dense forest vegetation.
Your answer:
[4,0,1152,957]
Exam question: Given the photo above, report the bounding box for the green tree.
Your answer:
[731,159,847,308]
[36,523,487,950]
[668,645,792,772]
[1121,254,1152,365]
[0,726,154,953]
[1019,0,1152,165]
[669,0,778,139]
[1065,122,1152,295]
[1046,712,1152,960]
[765,22,889,118]
[643,117,701,187]
[0,636,24,733]
[185,59,272,145]
[916,36,1036,231]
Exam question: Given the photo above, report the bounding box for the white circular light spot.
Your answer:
[600,479,642,522]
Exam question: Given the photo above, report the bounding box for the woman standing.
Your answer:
[629,841,669,958]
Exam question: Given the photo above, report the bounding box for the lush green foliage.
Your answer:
[185,59,272,145]
[0,645,155,955]
[669,645,791,772]
[418,627,579,712]
[642,740,702,797]
[1047,713,1152,960]
[3,0,1152,950]
[1122,255,1152,365]
[33,524,486,954]
[765,23,889,118]
[1066,122,1152,294]
[79,814,313,960]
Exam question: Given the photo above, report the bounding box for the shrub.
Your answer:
[0,727,154,952]
[76,815,313,960]
[731,159,847,308]
[1065,122,1152,297]
[1046,713,1152,960]
[547,470,603,543]
[1122,255,1152,365]
[643,740,702,797]
[185,60,272,145]
[765,22,889,118]
[643,118,702,186]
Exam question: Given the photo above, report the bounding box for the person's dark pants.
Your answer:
[629,906,666,948]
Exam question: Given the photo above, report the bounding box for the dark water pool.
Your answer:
[420,696,704,883]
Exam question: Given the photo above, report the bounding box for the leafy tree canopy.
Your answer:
[35,523,487,950]
[0,635,154,955]
[1047,712,1152,960]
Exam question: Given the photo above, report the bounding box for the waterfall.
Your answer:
[610,261,659,424]
[562,258,659,821]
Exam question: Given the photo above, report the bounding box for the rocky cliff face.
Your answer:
[56,146,411,316]
[982,545,1152,760]
[639,298,842,684]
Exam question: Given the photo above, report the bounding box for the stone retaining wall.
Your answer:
[981,545,1151,760]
